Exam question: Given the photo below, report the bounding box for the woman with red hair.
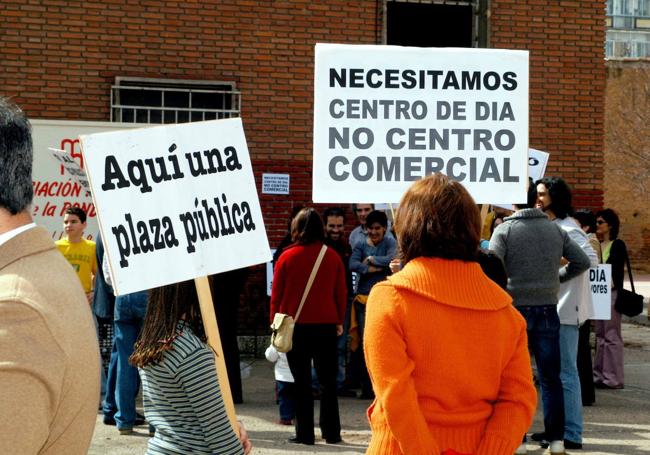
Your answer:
[363,174,536,455]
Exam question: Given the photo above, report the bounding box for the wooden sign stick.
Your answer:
[194,275,240,437]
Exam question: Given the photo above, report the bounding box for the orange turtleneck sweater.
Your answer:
[364,257,536,455]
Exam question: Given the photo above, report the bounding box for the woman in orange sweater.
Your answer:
[364,174,537,455]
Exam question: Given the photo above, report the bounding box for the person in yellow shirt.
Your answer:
[56,207,97,303]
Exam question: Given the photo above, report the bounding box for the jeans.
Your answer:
[336,298,352,390]
[93,313,108,402]
[109,291,148,430]
[102,337,118,419]
[277,380,296,421]
[559,324,582,442]
[517,305,565,441]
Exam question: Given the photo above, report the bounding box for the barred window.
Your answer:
[111,77,241,124]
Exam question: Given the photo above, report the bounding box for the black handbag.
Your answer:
[614,249,644,317]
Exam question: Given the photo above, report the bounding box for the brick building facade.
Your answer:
[604,60,650,272]
[1,1,608,331]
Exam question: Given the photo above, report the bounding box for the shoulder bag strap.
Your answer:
[623,242,636,293]
[294,244,328,323]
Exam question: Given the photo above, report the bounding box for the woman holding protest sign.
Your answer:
[593,208,628,389]
[130,281,251,455]
[363,174,536,455]
[270,208,347,445]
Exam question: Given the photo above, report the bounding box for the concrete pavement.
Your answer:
[89,275,650,455]
[90,319,650,455]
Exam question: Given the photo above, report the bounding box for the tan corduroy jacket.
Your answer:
[0,226,100,454]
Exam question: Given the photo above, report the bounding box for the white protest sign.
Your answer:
[266,249,276,296]
[81,118,272,296]
[262,173,290,195]
[528,148,549,182]
[493,148,550,210]
[590,264,612,320]
[48,148,92,196]
[313,43,529,204]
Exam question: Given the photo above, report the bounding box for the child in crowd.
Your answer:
[265,344,295,425]
[55,206,97,303]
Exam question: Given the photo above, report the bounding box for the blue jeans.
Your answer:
[93,313,108,402]
[517,305,565,441]
[102,335,118,419]
[111,291,148,430]
[277,380,295,421]
[560,324,582,443]
[336,298,352,390]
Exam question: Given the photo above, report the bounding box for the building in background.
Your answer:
[0,0,612,332]
[604,0,649,271]
[606,0,650,58]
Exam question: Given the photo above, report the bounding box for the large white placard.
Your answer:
[81,118,271,296]
[590,264,612,320]
[313,43,529,204]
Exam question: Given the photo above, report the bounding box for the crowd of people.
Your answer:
[268,177,643,455]
[0,96,644,455]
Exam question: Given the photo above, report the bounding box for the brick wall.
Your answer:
[1,1,613,327]
[0,0,379,248]
[604,60,650,272]
[1,0,380,334]
[490,0,607,211]
[1,0,608,225]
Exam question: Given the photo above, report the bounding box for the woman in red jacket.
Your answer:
[363,174,537,455]
[270,208,347,445]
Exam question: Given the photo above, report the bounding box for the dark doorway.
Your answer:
[387,1,474,48]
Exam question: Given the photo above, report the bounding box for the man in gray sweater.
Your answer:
[490,181,590,455]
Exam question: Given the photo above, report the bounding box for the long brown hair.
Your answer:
[130,280,206,368]
[291,207,325,244]
[395,173,480,265]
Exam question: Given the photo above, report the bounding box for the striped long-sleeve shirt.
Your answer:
[139,323,243,455]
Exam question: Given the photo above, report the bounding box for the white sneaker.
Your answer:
[514,442,528,454]
[549,440,565,455]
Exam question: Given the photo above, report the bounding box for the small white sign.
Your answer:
[313,43,529,204]
[81,118,272,296]
[31,120,143,241]
[528,148,549,182]
[590,264,612,320]
[262,173,290,195]
[493,148,550,210]
[48,148,92,196]
[267,249,276,296]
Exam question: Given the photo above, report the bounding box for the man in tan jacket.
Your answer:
[0,98,100,454]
